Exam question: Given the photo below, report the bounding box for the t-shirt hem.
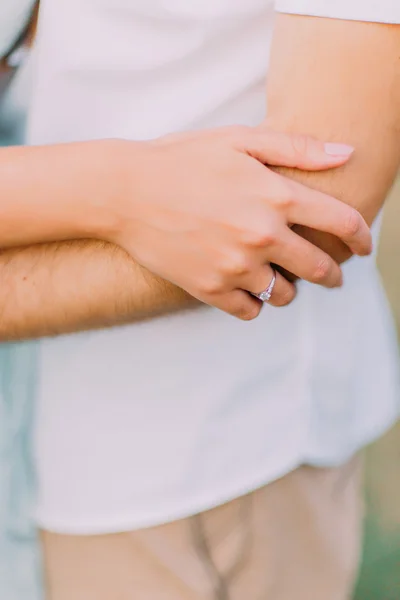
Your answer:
[34,409,399,535]
[34,454,301,535]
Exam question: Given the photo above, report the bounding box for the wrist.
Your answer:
[79,138,139,242]
[86,138,150,250]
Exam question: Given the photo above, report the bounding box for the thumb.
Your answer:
[243,127,354,171]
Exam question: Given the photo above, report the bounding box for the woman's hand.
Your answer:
[105,126,372,320]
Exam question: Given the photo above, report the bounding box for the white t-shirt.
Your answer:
[29,0,400,534]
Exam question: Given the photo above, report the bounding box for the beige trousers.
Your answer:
[41,458,363,600]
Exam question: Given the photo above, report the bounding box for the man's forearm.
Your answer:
[266,15,400,265]
[0,240,196,341]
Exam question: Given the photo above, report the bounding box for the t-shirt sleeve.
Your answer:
[275,0,400,24]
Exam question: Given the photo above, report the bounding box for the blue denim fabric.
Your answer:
[0,126,43,598]
[0,342,42,599]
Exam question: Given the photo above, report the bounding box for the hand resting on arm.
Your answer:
[0,127,371,341]
[266,14,400,274]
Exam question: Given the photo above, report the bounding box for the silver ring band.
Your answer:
[253,269,276,303]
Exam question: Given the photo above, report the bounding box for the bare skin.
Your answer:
[39,15,400,600]
[2,20,398,338]
[267,16,400,270]
[0,131,369,340]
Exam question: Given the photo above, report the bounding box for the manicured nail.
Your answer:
[324,143,354,157]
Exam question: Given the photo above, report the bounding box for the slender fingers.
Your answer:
[202,289,263,321]
[200,264,296,319]
[238,264,296,307]
[242,128,354,171]
[276,175,372,256]
[266,229,344,288]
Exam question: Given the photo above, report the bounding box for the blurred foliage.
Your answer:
[356,518,400,600]
[355,180,400,599]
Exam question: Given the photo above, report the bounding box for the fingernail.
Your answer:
[324,143,354,157]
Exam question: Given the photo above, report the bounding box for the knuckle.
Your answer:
[226,253,252,276]
[342,209,362,239]
[198,274,225,295]
[310,256,332,283]
[274,188,295,212]
[290,134,311,158]
[243,226,277,249]
[267,177,296,213]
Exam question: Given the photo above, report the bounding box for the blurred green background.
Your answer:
[355,180,400,599]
